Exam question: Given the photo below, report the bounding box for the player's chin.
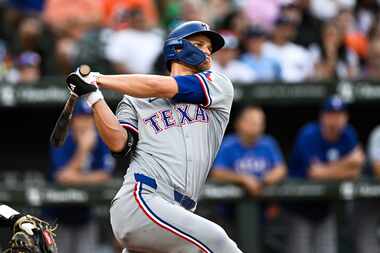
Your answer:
[198,61,212,71]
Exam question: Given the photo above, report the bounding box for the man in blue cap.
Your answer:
[286,95,364,253]
[46,99,115,253]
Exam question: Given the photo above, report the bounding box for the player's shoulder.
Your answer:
[369,125,380,140]
[221,134,240,148]
[119,95,149,106]
[259,135,279,147]
[203,70,232,85]
[298,122,319,139]
[342,124,357,138]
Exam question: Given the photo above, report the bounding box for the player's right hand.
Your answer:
[66,68,99,97]
[241,175,263,197]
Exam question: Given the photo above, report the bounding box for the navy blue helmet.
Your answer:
[163,21,225,71]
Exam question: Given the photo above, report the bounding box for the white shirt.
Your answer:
[212,60,256,84]
[263,42,314,82]
[105,28,164,74]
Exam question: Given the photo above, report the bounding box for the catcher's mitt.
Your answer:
[3,215,57,253]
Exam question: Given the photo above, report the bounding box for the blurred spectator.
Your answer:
[173,0,232,27]
[290,0,323,48]
[45,100,115,253]
[363,38,380,79]
[212,105,286,197]
[212,32,256,84]
[105,8,163,74]
[286,96,364,253]
[8,16,58,76]
[0,39,19,83]
[355,0,379,35]
[217,9,251,41]
[241,26,282,81]
[101,0,158,29]
[310,0,356,20]
[312,21,360,80]
[15,51,41,83]
[353,124,380,253]
[72,28,115,74]
[336,9,368,61]
[242,0,284,31]
[263,16,314,82]
[7,0,44,13]
[43,0,101,35]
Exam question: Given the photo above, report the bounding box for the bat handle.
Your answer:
[50,94,78,147]
[65,94,78,115]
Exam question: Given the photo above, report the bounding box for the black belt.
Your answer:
[134,173,196,210]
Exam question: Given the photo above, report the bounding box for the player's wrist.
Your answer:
[84,89,104,108]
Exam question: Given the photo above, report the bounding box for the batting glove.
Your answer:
[66,68,104,107]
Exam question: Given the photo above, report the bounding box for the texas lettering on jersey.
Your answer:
[143,104,209,134]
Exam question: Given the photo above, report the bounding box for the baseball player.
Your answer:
[66,21,242,253]
[0,204,57,253]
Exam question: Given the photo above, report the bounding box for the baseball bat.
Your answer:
[50,64,91,147]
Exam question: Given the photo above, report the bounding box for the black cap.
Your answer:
[245,25,266,38]
[274,16,296,26]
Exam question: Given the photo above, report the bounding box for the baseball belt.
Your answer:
[134,173,196,210]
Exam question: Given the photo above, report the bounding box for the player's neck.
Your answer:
[239,134,258,147]
[170,62,198,76]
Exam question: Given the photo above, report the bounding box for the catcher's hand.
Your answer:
[3,215,58,253]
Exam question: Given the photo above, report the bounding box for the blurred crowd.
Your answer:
[210,95,379,253]
[2,0,380,84]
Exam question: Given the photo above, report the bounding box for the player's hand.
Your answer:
[66,67,100,97]
[56,169,81,185]
[241,175,262,196]
[309,163,329,180]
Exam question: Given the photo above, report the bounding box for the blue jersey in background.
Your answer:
[45,132,114,225]
[213,134,284,180]
[287,121,359,220]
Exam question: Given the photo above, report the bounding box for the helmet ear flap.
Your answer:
[163,38,206,71]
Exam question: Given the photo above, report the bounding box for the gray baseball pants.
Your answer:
[110,173,242,253]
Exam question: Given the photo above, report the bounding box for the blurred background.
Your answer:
[2,0,380,252]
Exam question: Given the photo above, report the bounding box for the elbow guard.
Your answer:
[111,128,138,159]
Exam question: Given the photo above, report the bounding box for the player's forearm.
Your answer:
[263,165,287,186]
[96,74,178,98]
[372,162,380,179]
[329,148,364,172]
[211,169,246,185]
[68,171,111,186]
[327,148,364,179]
[61,149,89,172]
[92,100,128,152]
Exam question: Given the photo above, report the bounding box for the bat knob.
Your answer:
[79,64,91,77]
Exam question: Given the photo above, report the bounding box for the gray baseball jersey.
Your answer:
[110,70,243,253]
[114,70,233,201]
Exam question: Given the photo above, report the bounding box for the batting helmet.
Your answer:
[163,21,225,71]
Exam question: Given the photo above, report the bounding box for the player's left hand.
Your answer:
[4,214,58,253]
[66,68,100,97]
[309,163,329,179]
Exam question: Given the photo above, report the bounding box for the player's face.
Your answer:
[236,108,265,141]
[187,34,213,71]
[320,111,348,141]
[71,116,95,139]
